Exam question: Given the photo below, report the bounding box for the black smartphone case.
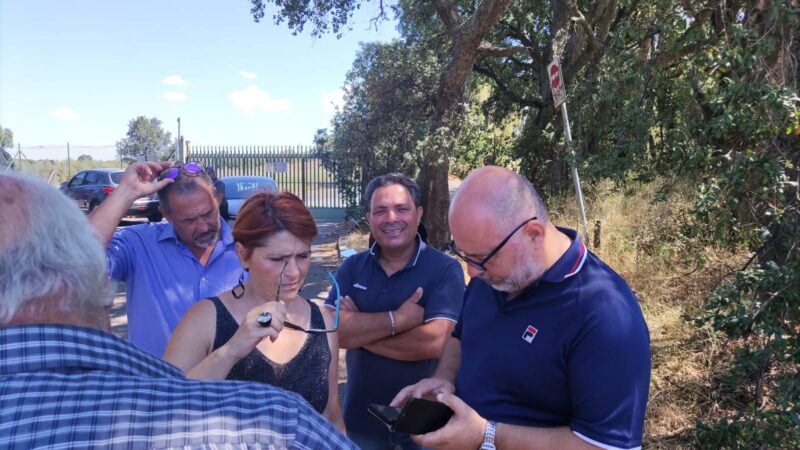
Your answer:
[368,398,454,435]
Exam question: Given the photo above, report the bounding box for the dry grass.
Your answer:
[549,180,750,448]
[343,228,371,252]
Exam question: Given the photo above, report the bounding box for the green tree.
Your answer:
[77,154,93,161]
[0,124,14,170]
[251,0,516,247]
[115,116,174,162]
[315,41,442,219]
[0,124,12,149]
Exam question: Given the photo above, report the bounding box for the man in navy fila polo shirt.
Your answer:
[393,166,651,450]
[326,173,465,449]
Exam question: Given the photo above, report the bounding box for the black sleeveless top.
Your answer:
[209,297,331,413]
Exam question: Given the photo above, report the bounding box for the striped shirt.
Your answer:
[0,325,356,450]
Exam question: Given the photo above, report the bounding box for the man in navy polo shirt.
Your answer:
[326,173,465,449]
[393,166,651,450]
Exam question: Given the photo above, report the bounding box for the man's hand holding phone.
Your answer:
[407,393,489,450]
[390,377,455,408]
[368,398,454,435]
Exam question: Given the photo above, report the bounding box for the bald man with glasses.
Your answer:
[393,166,651,450]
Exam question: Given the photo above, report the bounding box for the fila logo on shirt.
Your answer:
[522,325,538,343]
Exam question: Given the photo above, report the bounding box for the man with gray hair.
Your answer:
[0,172,356,449]
[89,161,242,356]
[325,173,465,449]
[393,166,650,450]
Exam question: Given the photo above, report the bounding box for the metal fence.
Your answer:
[187,145,351,215]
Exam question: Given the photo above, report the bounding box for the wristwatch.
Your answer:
[480,420,497,450]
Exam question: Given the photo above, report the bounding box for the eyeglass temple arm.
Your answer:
[275,261,288,302]
[326,271,340,329]
[277,270,340,333]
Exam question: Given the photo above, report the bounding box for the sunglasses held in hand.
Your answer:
[259,261,341,333]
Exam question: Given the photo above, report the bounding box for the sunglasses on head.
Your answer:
[158,161,204,181]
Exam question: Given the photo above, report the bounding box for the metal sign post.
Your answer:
[548,59,589,245]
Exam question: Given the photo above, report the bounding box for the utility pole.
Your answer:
[67,142,71,178]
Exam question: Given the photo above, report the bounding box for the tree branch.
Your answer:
[654,0,719,69]
[460,0,514,49]
[570,10,598,54]
[501,20,543,71]
[477,42,531,57]
[369,0,387,31]
[473,64,545,109]
[594,0,620,44]
[431,0,461,32]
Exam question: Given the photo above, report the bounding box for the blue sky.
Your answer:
[0,0,398,160]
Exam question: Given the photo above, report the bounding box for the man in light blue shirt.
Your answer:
[90,161,242,356]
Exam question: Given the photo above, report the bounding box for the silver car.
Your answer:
[221,176,279,219]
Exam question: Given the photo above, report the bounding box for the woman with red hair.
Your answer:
[164,191,344,431]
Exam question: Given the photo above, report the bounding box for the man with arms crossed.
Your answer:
[326,173,465,449]
[89,161,242,356]
[394,166,651,450]
[0,172,355,449]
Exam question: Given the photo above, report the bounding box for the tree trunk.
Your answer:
[420,0,515,248]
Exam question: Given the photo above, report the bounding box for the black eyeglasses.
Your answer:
[270,261,341,334]
[157,161,204,181]
[448,217,537,272]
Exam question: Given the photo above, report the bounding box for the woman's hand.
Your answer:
[222,301,287,361]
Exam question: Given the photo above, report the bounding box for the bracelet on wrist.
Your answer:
[480,420,497,450]
[388,310,396,336]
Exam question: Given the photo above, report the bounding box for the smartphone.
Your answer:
[367,403,402,427]
[368,398,454,435]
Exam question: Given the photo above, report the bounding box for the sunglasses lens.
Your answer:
[184,162,203,174]
[159,167,180,180]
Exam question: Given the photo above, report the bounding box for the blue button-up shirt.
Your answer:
[107,219,242,356]
[0,324,357,449]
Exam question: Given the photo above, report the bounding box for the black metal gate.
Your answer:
[187,145,349,220]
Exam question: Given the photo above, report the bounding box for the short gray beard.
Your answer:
[485,254,546,295]
[193,233,218,249]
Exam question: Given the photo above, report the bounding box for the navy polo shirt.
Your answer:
[326,236,465,438]
[454,228,650,450]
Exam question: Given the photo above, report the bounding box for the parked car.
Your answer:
[60,168,162,222]
[221,176,279,219]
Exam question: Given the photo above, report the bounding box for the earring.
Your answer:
[232,269,248,299]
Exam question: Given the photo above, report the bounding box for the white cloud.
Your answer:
[240,70,257,80]
[162,75,189,86]
[25,97,33,102]
[321,89,345,113]
[228,85,292,117]
[164,91,188,101]
[49,107,81,121]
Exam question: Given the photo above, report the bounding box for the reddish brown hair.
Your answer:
[233,191,317,259]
